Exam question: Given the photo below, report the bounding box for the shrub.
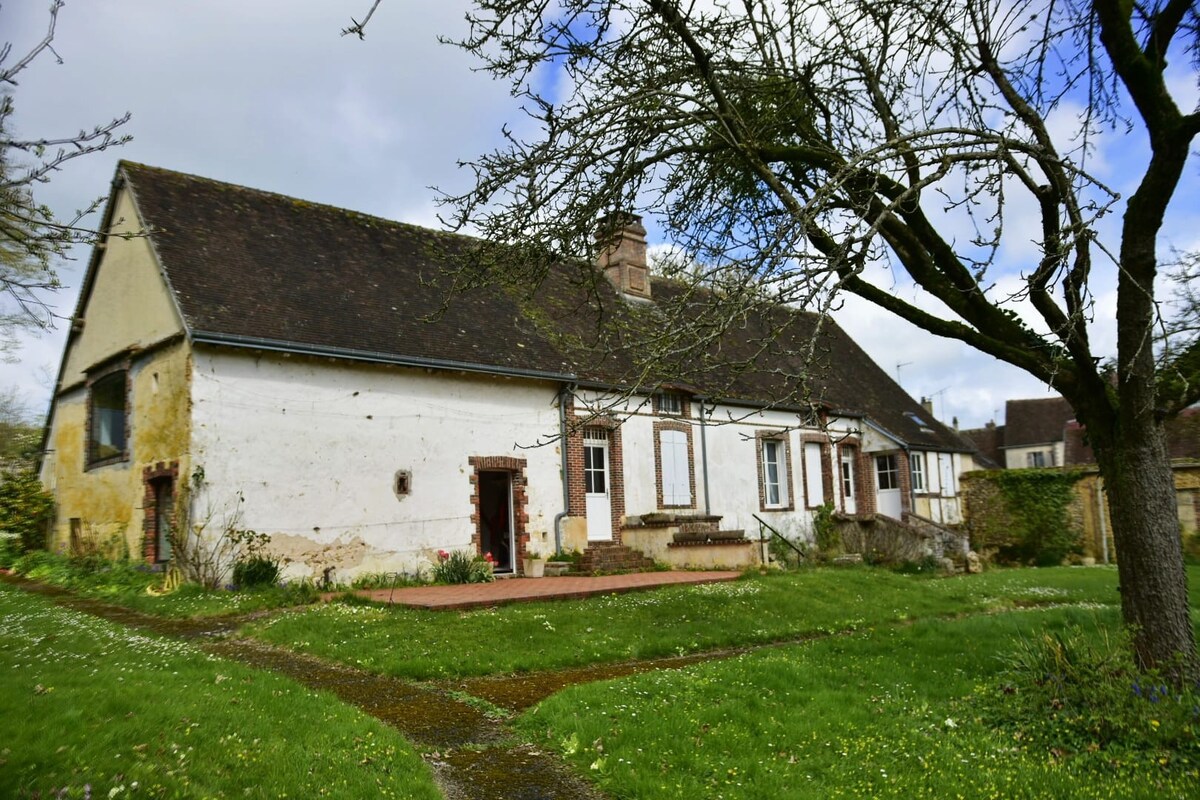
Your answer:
[975,624,1200,769]
[432,549,495,584]
[0,531,20,568]
[232,554,281,588]
[767,531,808,569]
[812,502,838,554]
[1183,531,1200,566]
[0,470,54,553]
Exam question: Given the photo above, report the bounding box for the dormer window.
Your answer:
[655,392,683,416]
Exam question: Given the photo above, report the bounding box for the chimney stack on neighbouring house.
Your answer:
[921,396,935,417]
[596,212,651,300]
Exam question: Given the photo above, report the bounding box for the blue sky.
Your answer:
[2,1,1197,430]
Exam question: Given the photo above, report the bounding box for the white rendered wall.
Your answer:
[190,350,565,580]
[575,387,863,542]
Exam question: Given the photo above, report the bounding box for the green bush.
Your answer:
[813,501,838,554]
[976,624,1199,769]
[431,549,495,584]
[0,531,20,568]
[1183,531,1200,566]
[0,470,54,553]
[232,554,281,588]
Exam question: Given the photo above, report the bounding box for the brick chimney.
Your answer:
[920,397,935,417]
[596,212,651,300]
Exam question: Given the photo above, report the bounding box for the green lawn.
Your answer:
[245,566,1153,680]
[5,564,1197,799]
[517,606,1200,799]
[0,583,440,800]
[9,550,318,618]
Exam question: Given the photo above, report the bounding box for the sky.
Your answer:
[2,0,1197,431]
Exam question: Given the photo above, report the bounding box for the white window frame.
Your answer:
[875,453,900,491]
[655,392,683,416]
[760,437,789,509]
[910,451,926,493]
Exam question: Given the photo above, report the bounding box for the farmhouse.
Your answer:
[39,162,973,579]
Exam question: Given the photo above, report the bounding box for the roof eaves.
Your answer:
[190,330,578,383]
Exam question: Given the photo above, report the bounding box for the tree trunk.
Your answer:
[1090,411,1197,682]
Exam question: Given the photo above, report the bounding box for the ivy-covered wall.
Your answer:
[962,469,1086,565]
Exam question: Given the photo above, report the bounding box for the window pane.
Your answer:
[911,453,925,492]
[90,372,127,462]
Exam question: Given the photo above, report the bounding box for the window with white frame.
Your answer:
[875,454,900,490]
[655,392,683,416]
[1026,451,1047,468]
[841,449,857,499]
[760,437,789,508]
[910,452,926,493]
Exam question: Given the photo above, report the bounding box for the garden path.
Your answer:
[3,574,747,800]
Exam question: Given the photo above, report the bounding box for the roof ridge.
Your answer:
[118,159,478,246]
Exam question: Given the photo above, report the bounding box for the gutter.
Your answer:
[191,330,577,383]
[553,383,576,556]
[698,396,711,515]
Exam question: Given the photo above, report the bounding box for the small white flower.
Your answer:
[944,718,957,729]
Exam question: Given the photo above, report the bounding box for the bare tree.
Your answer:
[354,1,1200,678]
[0,0,131,354]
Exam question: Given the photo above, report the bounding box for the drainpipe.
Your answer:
[1095,475,1109,564]
[902,444,915,521]
[553,383,574,556]
[698,396,711,516]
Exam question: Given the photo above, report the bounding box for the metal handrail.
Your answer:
[752,513,807,565]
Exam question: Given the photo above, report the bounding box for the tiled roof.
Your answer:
[1065,408,1200,465]
[1002,397,1075,447]
[960,424,1004,469]
[119,162,971,452]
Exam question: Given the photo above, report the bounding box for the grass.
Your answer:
[244,565,1179,680]
[0,583,442,800]
[516,607,1200,799]
[8,550,319,618]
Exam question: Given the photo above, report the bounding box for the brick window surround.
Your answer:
[85,358,132,470]
[653,392,691,418]
[653,419,696,510]
[468,456,530,573]
[837,439,872,514]
[871,449,913,516]
[799,434,834,509]
[756,429,795,512]
[142,461,179,564]
[565,408,626,544]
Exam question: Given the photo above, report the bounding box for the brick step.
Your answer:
[580,543,656,574]
[676,519,722,535]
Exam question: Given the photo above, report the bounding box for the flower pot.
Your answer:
[522,557,546,578]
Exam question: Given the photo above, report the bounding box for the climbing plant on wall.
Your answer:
[964,470,1086,566]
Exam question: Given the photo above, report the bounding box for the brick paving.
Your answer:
[329,570,743,610]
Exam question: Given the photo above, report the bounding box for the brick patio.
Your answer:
[329,570,743,610]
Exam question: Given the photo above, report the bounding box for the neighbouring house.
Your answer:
[1064,406,1200,554]
[960,396,1075,470]
[962,395,1200,560]
[39,162,974,579]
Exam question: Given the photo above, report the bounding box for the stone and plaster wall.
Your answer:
[189,349,565,580]
[41,185,192,561]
